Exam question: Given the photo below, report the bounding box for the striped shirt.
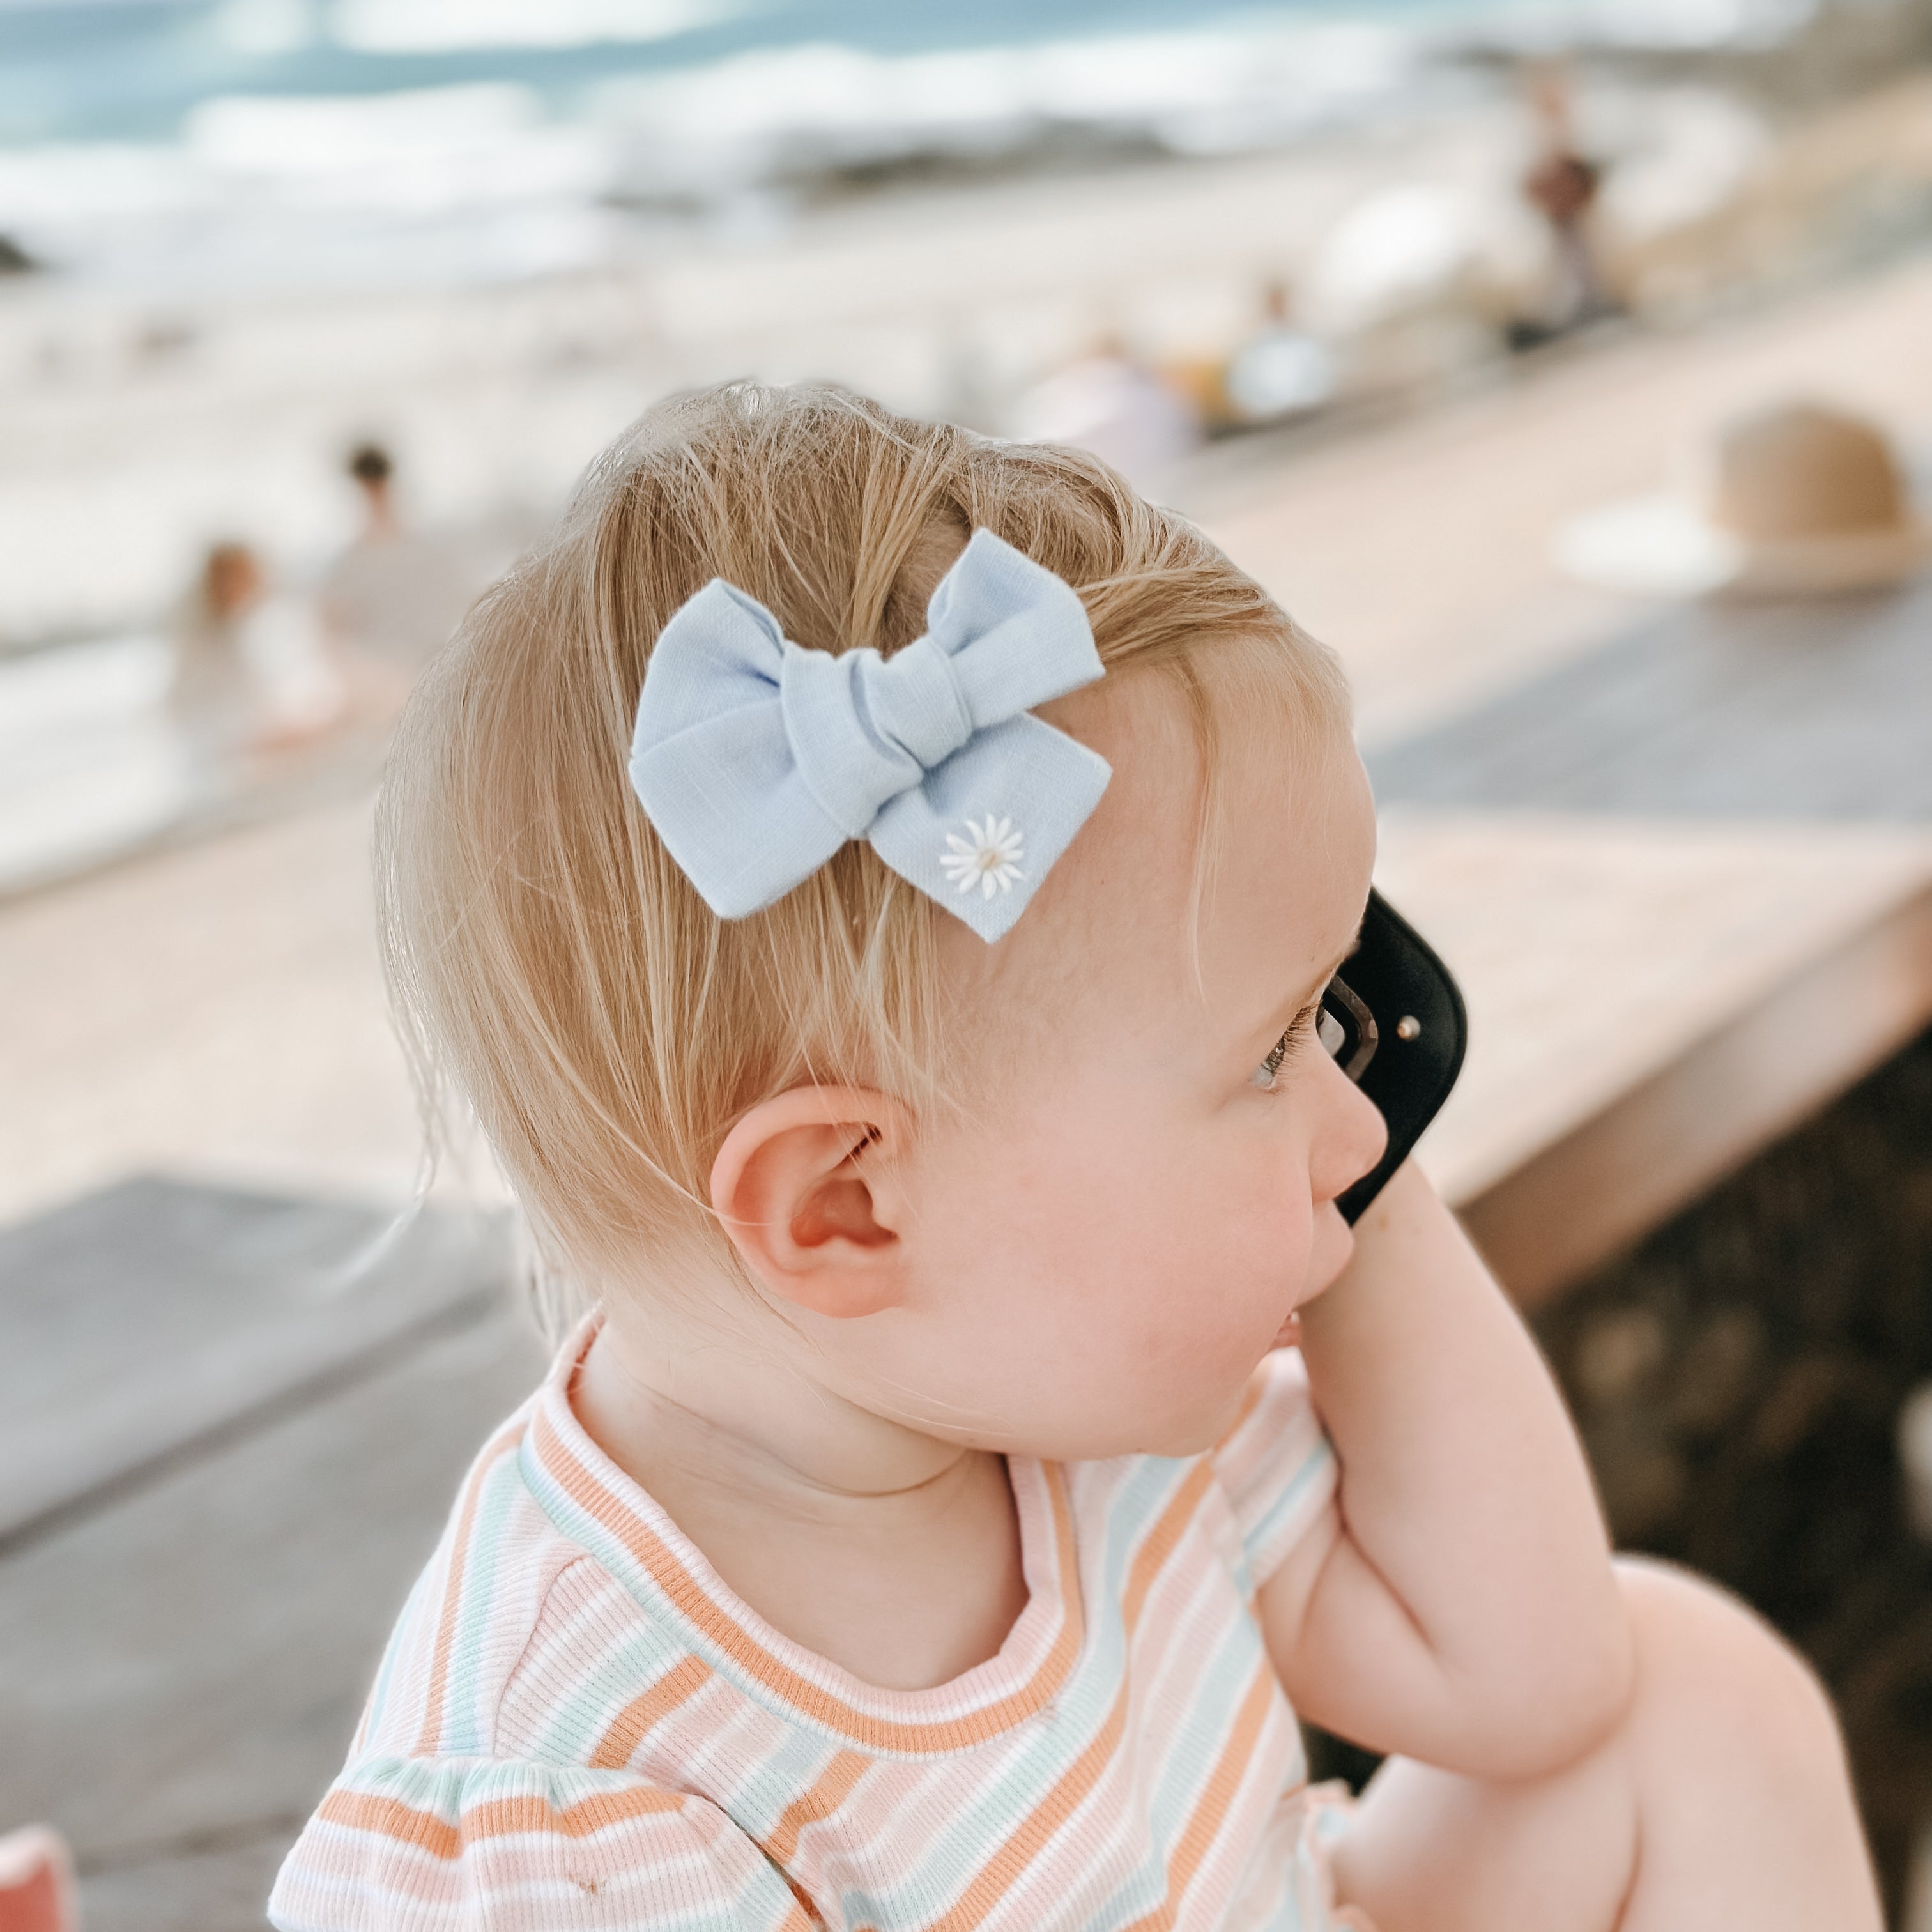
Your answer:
[270,1324,1361,1931]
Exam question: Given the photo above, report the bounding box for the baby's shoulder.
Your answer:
[1214,1346,1324,1471]
[353,1404,678,1768]
[1206,1347,1337,1594]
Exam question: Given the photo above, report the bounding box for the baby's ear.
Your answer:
[709,1087,912,1319]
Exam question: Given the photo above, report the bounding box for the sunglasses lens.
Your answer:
[1321,976,1379,1082]
[1317,1006,1347,1060]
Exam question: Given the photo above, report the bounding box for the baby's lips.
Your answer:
[1271,1310,1303,1351]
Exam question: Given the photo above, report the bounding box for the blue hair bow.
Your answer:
[627,528,1112,943]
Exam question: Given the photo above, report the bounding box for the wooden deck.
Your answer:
[1379,576,1932,1302]
[0,1181,545,1928]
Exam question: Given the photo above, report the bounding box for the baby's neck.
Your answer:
[577,1304,972,1496]
[573,1309,1029,1690]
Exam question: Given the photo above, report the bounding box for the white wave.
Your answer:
[0,1,1836,295]
[191,82,532,171]
[328,0,749,54]
[1482,0,1819,50]
[213,0,325,56]
[0,84,619,289]
[594,22,1427,195]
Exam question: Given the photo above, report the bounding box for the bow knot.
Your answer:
[628,529,1112,942]
[778,632,974,839]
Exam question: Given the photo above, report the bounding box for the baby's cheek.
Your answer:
[1219,1123,1314,1238]
[1216,1156,1317,1314]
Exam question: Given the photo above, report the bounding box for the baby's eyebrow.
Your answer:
[1298,947,1353,1008]
[1250,937,1357,1040]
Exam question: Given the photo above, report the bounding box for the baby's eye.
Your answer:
[1250,1003,1320,1090]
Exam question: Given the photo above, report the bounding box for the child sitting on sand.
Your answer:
[271,383,1880,1929]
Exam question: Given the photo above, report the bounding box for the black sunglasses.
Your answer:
[1317,889,1468,1224]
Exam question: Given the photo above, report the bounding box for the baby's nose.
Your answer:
[1314,1058,1388,1205]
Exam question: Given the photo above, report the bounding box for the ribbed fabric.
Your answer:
[269,1326,1359,1931]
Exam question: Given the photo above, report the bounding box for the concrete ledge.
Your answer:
[1460,878,1932,1307]
[1379,812,1932,1307]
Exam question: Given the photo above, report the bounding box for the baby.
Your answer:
[272,383,1880,1929]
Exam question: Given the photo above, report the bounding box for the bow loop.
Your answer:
[629,528,1111,942]
[926,526,1100,725]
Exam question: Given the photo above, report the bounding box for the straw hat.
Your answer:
[1556,401,1932,598]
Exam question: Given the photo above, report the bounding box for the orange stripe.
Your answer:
[1121,1462,1214,1632]
[926,1678,1133,1932]
[912,1464,1220,1930]
[763,1750,869,1864]
[588,1655,712,1770]
[461,1787,688,1841]
[320,1785,820,1929]
[1165,1658,1278,1896]
[687,1805,824,1932]
[318,1782,687,1859]
[1217,1376,1268,1450]
[778,1880,827,1932]
[319,1789,461,1860]
[413,1417,528,1756]
[1119,1658,1282,1932]
[532,1406,1084,1752]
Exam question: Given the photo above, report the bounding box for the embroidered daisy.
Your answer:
[940,815,1026,898]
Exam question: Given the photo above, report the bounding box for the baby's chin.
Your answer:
[1130,1367,1285,1459]
[1298,1213,1358,1310]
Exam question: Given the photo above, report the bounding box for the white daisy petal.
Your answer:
[940,815,1031,909]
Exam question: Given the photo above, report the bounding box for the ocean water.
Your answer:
[0,1,1567,147]
[0,0,1816,291]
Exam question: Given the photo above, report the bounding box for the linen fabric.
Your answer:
[270,1323,1366,1931]
[627,529,1113,943]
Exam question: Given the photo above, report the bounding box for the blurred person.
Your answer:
[167,540,264,769]
[1556,399,1932,598]
[1223,279,1338,427]
[166,542,341,785]
[1009,332,1202,497]
[1509,61,1618,351]
[317,441,477,719]
[270,381,1880,1931]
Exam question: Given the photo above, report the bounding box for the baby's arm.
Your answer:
[1258,1160,1634,1780]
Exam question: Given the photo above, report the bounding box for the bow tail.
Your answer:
[868,716,1113,944]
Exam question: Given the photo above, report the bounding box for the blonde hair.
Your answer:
[378,381,1347,1318]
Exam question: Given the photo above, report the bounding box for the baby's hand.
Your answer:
[1256,1162,1634,1781]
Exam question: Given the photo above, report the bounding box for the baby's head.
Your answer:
[380,382,1384,1460]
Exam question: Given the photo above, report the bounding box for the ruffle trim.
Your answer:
[1291,1779,1379,1932]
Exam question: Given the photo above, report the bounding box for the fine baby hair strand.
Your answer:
[374,380,1349,1333]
